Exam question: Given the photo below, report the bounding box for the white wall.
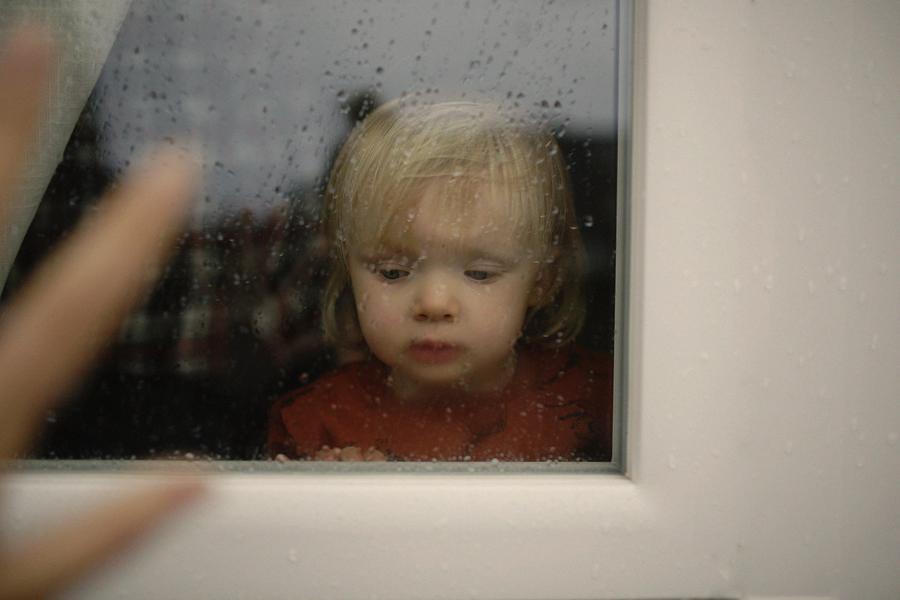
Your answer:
[4,2,899,598]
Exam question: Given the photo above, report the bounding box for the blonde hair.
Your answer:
[321,98,586,350]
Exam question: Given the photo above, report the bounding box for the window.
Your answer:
[8,2,900,598]
[4,0,629,466]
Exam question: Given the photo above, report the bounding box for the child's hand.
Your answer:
[314,445,386,461]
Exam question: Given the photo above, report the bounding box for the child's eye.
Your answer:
[378,268,410,281]
[465,269,496,282]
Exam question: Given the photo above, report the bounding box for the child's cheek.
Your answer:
[358,289,405,331]
[357,291,408,367]
[483,293,530,346]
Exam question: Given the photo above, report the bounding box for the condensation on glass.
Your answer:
[3,0,627,467]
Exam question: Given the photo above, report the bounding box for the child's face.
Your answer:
[347,185,542,399]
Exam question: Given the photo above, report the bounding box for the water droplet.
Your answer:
[718,564,732,582]
[288,548,298,563]
[784,61,796,78]
[583,214,594,228]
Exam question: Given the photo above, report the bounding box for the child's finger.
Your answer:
[0,149,197,459]
[0,24,54,220]
[339,446,364,461]
[314,446,339,461]
[364,447,386,461]
[0,479,204,600]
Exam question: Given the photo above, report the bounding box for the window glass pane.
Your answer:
[3,0,624,463]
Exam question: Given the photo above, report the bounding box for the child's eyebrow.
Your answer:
[357,239,526,265]
[357,243,418,260]
[458,245,521,265]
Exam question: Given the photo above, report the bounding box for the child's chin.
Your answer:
[396,364,469,389]
[408,365,465,384]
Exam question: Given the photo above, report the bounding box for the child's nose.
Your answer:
[413,278,459,323]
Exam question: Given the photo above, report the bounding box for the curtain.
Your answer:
[0,0,130,289]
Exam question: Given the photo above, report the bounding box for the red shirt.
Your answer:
[268,346,613,461]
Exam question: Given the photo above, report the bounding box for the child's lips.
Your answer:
[407,340,462,364]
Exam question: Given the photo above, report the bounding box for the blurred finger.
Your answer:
[0,25,54,219]
[0,479,203,600]
[0,149,197,459]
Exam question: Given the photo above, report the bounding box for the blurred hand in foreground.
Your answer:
[0,25,203,599]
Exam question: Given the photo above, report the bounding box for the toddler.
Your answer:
[269,99,612,461]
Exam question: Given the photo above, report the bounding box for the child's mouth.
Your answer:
[407,340,461,365]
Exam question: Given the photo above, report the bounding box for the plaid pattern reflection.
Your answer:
[113,204,327,377]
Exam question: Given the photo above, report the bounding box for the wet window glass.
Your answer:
[2,0,626,463]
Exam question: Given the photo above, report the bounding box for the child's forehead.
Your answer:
[353,181,536,257]
[413,180,512,224]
